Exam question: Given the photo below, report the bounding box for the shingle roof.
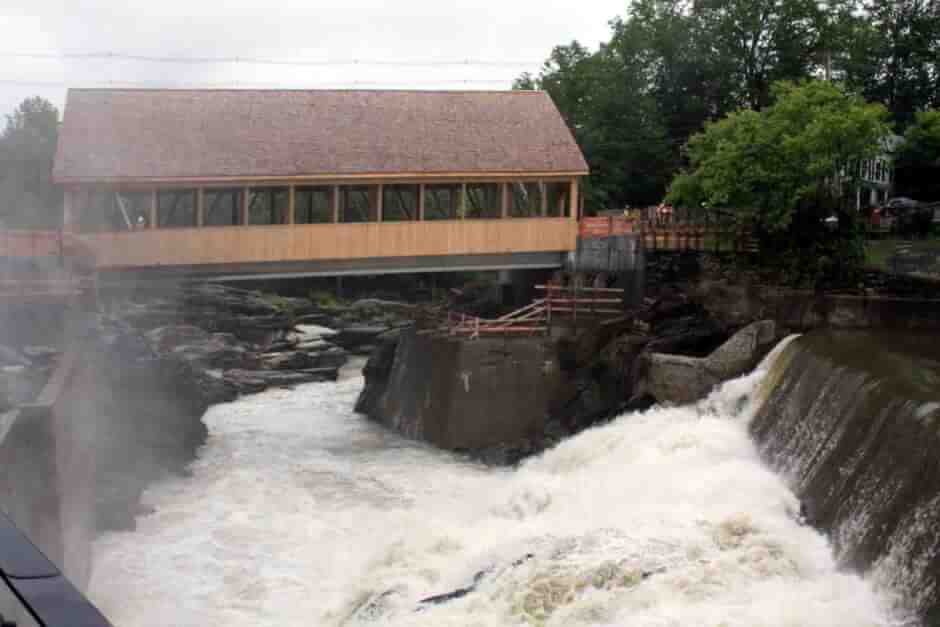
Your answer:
[53,89,589,183]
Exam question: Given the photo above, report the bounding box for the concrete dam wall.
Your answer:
[356,327,562,452]
[752,331,940,623]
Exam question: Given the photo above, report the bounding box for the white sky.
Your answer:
[0,0,628,119]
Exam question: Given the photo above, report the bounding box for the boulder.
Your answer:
[0,345,31,368]
[293,313,331,326]
[645,353,714,405]
[703,320,776,380]
[145,325,210,352]
[222,368,339,394]
[329,325,390,351]
[171,339,253,369]
[644,320,777,405]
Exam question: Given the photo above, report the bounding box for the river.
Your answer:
[87,345,903,626]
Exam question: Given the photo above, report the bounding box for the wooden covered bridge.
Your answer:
[51,89,589,280]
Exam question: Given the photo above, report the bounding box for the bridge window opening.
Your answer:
[248,187,290,225]
[295,186,334,224]
[79,191,126,232]
[157,189,197,228]
[545,182,570,218]
[424,184,461,220]
[509,181,542,218]
[340,186,379,223]
[116,191,152,229]
[203,188,242,226]
[381,185,419,222]
[464,183,501,219]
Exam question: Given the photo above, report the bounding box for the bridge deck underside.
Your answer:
[96,252,568,282]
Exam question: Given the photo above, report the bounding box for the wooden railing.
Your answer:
[579,212,751,253]
[435,284,625,339]
[0,230,97,304]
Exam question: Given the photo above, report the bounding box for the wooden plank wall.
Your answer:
[82,218,578,268]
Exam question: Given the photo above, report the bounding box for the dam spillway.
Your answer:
[753,331,940,623]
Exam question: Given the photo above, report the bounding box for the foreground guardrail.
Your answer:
[0,512,113,627]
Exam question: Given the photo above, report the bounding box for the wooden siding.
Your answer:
[82,218,578,269]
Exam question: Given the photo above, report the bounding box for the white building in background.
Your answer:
[855,134,904,211]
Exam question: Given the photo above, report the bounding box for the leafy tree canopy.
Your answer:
[898,109,940,168]
[667,80,891,233]
[520,0,939,212]
[0,96,62,228]
[895,108,940,200]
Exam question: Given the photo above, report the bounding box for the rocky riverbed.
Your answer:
[0,283,413,535]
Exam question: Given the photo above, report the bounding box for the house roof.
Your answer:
[53,89,589,184]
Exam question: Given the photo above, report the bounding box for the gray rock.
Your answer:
[293,313,331,326]
[329,325,390,350]
[646,353,715,405]
[223,368,338,393]
[171,339,253,369]
[0,345,31,368]
[645,321,777,405]
[145,325,210,352]
[22,346,60,364]
[703,320,776,380]
[260,350,320,371]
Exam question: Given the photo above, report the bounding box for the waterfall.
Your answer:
[86,335,910,627]
[751,331,940,623]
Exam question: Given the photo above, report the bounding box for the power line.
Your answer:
[0,50,544,68]
[0,78,516,89]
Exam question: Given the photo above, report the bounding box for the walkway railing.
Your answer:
[579,212,751,253]
[436,284,625,339]
[0,229,97,304]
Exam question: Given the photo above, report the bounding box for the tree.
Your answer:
[895,109,940,200]
[667,80,891,284]
[840,0,940,128]
[516,40,674,210]
[692,0,825,109]
[0,97,62,228]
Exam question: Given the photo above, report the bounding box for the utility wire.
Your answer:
[0,50,544,67]
[0,78,516,88]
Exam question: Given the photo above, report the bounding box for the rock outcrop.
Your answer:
[643,321,777,404]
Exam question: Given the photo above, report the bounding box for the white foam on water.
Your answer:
[88,343,900,627]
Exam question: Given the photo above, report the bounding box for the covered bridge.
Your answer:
[53,89,588,279]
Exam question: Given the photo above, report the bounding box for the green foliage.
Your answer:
[520,0,940,212]
[668,81,891,231]
[668,81,888,286]
[0,97,62,229]
[895,109,940,200]
[308,290,341,310]
[839,0,940,129]
[898,109,940,168]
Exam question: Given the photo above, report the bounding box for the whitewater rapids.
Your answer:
[88,346,900,626]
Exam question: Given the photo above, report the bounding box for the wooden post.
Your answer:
[62,189,75,233]
[196,188,204,227]
[546,285,552,337]
[418,184,426,221]
[460,182,467,219]
[288,186,295,225]
[501,183,509,219]
[540,181,547,217]
[376,184,384,223]
[569,179,578,220]
[332,185,340,223]
[150,190,158,229]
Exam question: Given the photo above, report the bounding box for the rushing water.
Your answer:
[88,346,900,627]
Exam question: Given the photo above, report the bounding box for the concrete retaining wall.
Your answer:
[357,327,562,451]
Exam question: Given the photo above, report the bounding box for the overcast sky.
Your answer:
[0,0,628,119]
